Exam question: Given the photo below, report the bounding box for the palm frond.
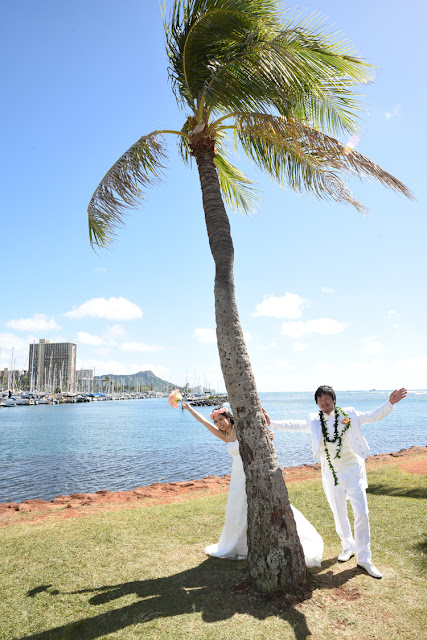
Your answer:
[165,0,281,109]
[235,113,413,209]
[88,133,166,248]
[177,117,195,165]
[165,2,375,135]
[177,119,259,212]
[214,150,259,214]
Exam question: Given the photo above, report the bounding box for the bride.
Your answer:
[182,402,323,567]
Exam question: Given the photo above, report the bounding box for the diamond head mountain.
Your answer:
[94,370,180,392]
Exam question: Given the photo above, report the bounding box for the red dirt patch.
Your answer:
[1,446,425,528]
[330,586,361,602]
[366,445,427,475]
[395,457,427,475]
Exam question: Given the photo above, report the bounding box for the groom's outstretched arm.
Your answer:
[262,408,310,433]
[356,388,407,426]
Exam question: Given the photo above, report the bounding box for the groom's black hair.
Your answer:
[314,385,336,404]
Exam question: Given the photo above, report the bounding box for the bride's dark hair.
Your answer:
[211,405,234,425]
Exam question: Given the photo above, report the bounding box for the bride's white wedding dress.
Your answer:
[205,440,323,567]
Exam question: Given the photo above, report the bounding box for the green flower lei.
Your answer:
[319,407,352,486]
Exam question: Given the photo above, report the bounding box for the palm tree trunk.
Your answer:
[195,148,306,593]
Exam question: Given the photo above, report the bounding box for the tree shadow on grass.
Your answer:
[366,484,427,500]
[309,558,365,591]
[17,557,358,640]
[412,534,427,569]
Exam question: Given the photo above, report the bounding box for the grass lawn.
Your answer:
[1,461,426,640]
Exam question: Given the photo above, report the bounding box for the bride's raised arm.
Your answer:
[182,402,229,441]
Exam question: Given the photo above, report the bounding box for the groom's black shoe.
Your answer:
[337,549,355,562]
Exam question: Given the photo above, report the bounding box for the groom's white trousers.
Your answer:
[322,469,371,563]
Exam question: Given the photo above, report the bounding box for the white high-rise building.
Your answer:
[28,339,77,392]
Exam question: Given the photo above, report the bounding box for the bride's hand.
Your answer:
[262,407,271,426]
[182,402,190,410]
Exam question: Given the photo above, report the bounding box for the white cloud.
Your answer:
[281,318,346,339]
[294,342,308,352]
[252,293,306,319]
[272,360,295,370]
[0,333,31,353]
[193,328,216,344]
[281,322,306,339]
[321,287,335,295]
[121,341,165,352]
[6,313,60,332]
[192,328,251,345]
[256,341,278,352]
[393,323,400,329]
[385,104,400,119]
[107,324,126,338]
[388,309,397,316]
[346,360,384,371]
[0,332,37,368]
[91,348,113,357]
[307,319,346,335]
[76,325,127,348]
[65,297,143,320]
[315,363,335,373]
[394,356,427,387]
[77,331,106,346]
[363,337,383,355]
[95,267,107,272]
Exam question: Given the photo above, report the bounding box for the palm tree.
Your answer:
[87,0,412,593]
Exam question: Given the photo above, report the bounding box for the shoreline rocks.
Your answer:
[0,446,424,520]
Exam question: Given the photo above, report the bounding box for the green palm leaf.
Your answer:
[166,1,374,134]
[235,113,413,207]
[166,1,280,109]
[88,133,166,248]
[214,152,259,214]
[89,1,412,247]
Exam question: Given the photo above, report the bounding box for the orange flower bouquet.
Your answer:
[168,389,183,408]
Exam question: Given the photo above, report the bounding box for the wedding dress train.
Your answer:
[205,441,323,567]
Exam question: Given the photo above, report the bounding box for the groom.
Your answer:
[264,386,407,579]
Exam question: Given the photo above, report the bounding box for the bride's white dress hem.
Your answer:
[205,440,323,568]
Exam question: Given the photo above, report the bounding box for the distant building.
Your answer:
[76,369,94,381]
[0,368,27,389]
[192,385,203,394]
[75,369,94,391]
[192,385,216,395]
[28,339,77,392]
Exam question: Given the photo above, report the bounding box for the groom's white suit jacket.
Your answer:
[270,400,395,462]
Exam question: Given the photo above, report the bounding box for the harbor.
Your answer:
[0,390,425,504]
[1,339,227,408]
[0,391,228,408]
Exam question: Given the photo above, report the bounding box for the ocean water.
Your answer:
[0,390,425,503]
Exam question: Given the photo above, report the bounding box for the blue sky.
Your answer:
[1,0,426,392]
